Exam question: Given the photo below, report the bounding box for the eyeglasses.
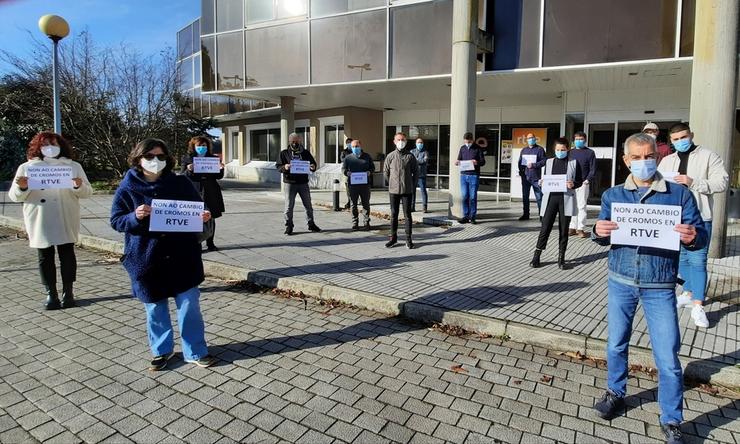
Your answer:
[143,154,167,161]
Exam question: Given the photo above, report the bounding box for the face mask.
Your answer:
[555,151,568,159]
[352,147,361,156]
[527,138,537,146]
[41,145,60,158]
[574,140,586,149]
[464,143,472,148]
[416,143,424,150]
[195,146,208,156]
[290,142,301,151]
[141,158,167,174]
[629,159,657,181]
[673,138,692,152]
[646,133,657,140]
[395,140,407,150]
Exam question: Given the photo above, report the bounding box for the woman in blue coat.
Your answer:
[111,138,215,371]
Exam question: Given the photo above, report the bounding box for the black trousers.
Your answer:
[206,218,216,246]
[389,193,413,238]
[536,194,571,252]
[37,243,76,289]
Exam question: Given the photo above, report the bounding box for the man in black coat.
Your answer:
[275,133,322,235]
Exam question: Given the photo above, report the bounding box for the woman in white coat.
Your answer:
[9,132,92,310]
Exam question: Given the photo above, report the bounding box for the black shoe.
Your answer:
[558,252,567,270]
[185,355,217,368]
[470,219,477,225]
[362,223,371,231]
[284,225,294,235]
[352,223,359,231]
[308,223,322,233]
[593,390,625,420]
[518,215,529,221]
[45,288,61,311]
[406,239,415,250]
[661,423,684,444]
[344,203,350,210]
[385,237,397,248]
[149,351,175,372]
[206,243,218,252]
[61,286,76,309]
[529,250,542,268]
[422,206,428,213]
[459,218,469,224]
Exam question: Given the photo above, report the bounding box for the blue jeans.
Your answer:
[460,174,480,219]
[412,177,428,209]
[521,176,543,217]
[679,221,712,303]
[144,287,209,361]
[607,278,683,425]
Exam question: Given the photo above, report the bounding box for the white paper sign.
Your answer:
[459,160,475,171]
[26,166,74,189]
[610,203,682,251]
[522,154,537,166]
[290,160,310,175]
[661,171,678,183]
[149,199,204,233]
[541,175,567,193]
[350,172,368,185]
[193,157,221,174]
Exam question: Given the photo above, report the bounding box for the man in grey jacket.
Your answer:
[384,132,418,249]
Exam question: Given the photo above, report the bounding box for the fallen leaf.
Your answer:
[512,380,522,385]
[451,364,467,374]
[541,375,553,383]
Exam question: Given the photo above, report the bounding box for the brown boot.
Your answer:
[568,229,577,236]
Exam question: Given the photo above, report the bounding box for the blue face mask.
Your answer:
[555,150,568,159]
[673,138,692,152]
[195,146,208,156]
[630,159,657,181]
[416,143,424,150]
[527,138,537,146]
[574,140,586,149]
[351,147,361,156]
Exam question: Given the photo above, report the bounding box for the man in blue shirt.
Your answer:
[454,132,486,224]
[592,132,706,444]
[568,131,597,237]
[517,132,546,220]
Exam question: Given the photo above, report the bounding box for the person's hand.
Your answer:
[454,160,460,166]
[135,204,151,220]
[472,159,478,165]
[566,180,574,189]
[366,171,371,176]
[285,163,291,171]
[187,163,193,171]
[219,163,225,169]
[527,162,534,169]
[595,220,618,238]
[72,178,83,188]
[674,175,693,186]
[202,210,212,223]
[15,176,28,190]
[310,164,316,172]
[674,224,697,245]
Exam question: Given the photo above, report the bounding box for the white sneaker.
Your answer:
[676,292,692,308]
[691,305,709,328]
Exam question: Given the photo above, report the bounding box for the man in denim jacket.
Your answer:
[591,133,706,444]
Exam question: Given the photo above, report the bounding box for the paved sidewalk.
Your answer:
[0,229,737,444]
[0,186,737,378]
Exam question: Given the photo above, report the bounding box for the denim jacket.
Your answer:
[592,173,707,289]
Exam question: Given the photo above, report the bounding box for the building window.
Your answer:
[201,0,215,34]
[178,24,193,60]
[680,0,695,57]
[390,0,452,78]
[247,0,275,24]
[216,0,244,32]
[177,58,194,92]
[216,32,245,90]
[324,124,345,164]
[543,0,677,67]
[246,22,308,88]
[277,0,307,19]
[310,10,387,84]
[489,0,540,70]
[311,0,385,18]
[211,94,229,116]
[250,128,281,161]
[201,36,216,91]
[193,54,202,86]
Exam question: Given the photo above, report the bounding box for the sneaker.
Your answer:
[149,351,175,372]
[406,240,415,249]
[691,305,709,328]
[185,355,217,368]
[308,223,322,233]
[676,292,692,308]
[459,218,469,224]
[593,390,625,420]
[568,229,577,236]
[661,423,684,444]
[518,215,530,221]
[470,219,477,225]
[385,238,397,248]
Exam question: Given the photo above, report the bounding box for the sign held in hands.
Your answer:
[192,157,221,174]
[541,174,567,193]
[350,172,368,185]
[290,160,310,174]
[26,166,74,190]
[149,199,204,233]
[610,203,682,251]
[459,160,475,171]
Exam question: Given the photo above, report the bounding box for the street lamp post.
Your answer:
[38,14,70,134]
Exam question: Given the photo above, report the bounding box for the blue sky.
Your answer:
[0,0,199,67]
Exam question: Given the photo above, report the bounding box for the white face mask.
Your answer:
[395,140,407,150]
[141,158,167,174]
[41,145,61,158]
[646,133,657,140]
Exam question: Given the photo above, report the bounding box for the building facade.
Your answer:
[176,0,740,203]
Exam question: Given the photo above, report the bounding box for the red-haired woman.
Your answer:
[9,132,92,309]
[181,136,225,251]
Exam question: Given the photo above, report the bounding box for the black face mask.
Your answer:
[290,143,301,151]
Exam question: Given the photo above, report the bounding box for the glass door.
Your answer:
[586,122,616,203]
[321,120,345,164]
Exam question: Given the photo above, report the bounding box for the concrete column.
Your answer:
[688,0,739,258]
[280,96,295,150]
[448,0,478,219]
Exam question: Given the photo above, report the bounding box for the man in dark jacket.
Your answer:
[275,133,321,235]
[568,131,596,237]
[454,132,486,224]
[384,132,418,249]
[342,139,375,230]
[518,133,547,221]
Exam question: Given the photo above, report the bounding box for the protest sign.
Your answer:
[541,175,567,193]
[26,166,74,190]
[193,157,221,174]
[521,154,537,166]
[290,160,310,174]
[350,172,368,185]
[661,171,678,183]
[610,203,681,251]
[150,199,204,233]
[459,160,475,171]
